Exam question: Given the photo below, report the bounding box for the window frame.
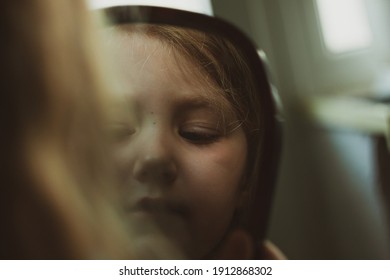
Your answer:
[274,0,390,97]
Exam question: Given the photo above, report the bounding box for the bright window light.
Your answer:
[89,0,213,16]
[316,0,373,53]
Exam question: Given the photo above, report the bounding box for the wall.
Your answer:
[212,0,390,259]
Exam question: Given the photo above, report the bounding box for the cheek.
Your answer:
[111,145,132,181]
[184,133,247,200]
[179,132,247,253]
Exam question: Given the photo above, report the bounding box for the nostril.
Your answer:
[161,163,177,183]
[132,157,177,185]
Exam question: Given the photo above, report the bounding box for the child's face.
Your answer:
[110,31,247,258]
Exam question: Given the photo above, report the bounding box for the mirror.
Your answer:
[101,6,281,259]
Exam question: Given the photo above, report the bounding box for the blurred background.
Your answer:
[212,0,390,259]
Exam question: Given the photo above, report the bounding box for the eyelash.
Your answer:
[108,124,223,145]
[179,127,222,145]
[108,125,135,142]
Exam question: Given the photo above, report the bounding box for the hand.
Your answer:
[213,229,286,259]
[259,240,287,260]
[213,229,254,259]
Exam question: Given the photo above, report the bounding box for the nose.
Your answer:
[132,133,177,186]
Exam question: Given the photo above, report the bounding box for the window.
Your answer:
[316,0,373,54]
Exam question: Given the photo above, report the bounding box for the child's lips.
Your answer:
[129,197,189,219]
[127,197,191,242]
[125,197,193,254]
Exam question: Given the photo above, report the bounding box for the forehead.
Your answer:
[106,26,232,112]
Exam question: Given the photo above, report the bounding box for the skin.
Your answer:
[108,31,247,258]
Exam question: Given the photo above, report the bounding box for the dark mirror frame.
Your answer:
[102,5,282,250]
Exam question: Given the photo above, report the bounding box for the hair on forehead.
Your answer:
[109,23,241,133]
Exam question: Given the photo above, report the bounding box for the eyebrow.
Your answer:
[173,95,218,110]
[174,94,238,128]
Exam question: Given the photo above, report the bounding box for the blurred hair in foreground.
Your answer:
[0,0,180,259]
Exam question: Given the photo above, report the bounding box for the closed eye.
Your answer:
[179,125,222,145]
[107,124,135,142]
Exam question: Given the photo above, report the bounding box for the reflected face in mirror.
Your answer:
[107,26,248,258]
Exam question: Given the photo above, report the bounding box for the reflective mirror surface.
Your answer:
[102,6,281,259]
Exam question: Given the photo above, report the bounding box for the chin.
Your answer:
[127,210,193,256]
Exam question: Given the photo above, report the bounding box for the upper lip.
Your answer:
[128,197,188,218]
